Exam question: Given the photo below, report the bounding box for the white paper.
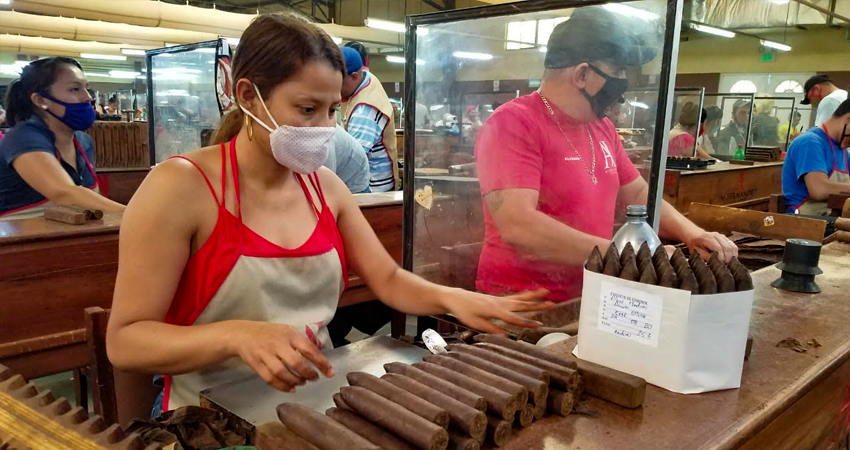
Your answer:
[597,280,663,347]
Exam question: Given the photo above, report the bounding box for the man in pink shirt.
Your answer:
[475,7,738,302]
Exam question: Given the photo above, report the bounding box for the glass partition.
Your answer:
[669,87,705,158]
[146,41,220,165]
[703,93,755,158]
[750,96,797,151]
[403,0,682,301]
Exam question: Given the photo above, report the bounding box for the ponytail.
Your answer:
[2,57,83,128]
[3,79,29,128]
[210,107,244,145]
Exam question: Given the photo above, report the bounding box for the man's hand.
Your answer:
[686,231,738,262]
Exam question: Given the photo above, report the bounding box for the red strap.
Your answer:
[295,174,321,217]
[308,173,329,211]
[170,155,221,206]
[228,138,242,219]
[73,137,98,189]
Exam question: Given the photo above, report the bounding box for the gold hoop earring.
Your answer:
[245,114,253,141]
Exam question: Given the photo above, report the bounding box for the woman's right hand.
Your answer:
[230,321,334,392]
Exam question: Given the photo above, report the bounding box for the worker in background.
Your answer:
[701,105,722,154]
[473,6,737,302]
[0,57,124,219]
[751,98,779,147]
[778,110,803,143]
[344,41,370,71]
[716,99,751,155]
[801,74,848,127]
[668,102,712,159]
[324,125,370,194]
[782,99,850,215]
[339,47,398,192]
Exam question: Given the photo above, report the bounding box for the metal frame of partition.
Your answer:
[403,0,684,270]
[145,40,219,167]
[702,92,756,156]
[672,87,705,158]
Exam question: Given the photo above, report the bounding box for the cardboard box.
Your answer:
[575,268,754,394]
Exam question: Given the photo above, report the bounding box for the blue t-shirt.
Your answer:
[0,115,97,216]
[782,126,849,211]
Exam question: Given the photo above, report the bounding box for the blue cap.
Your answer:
[340,47,363,75]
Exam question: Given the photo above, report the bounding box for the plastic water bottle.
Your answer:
[612,205,662,255]
[734,144,745,161]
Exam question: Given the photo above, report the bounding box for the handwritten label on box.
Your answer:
[597,281,663,347]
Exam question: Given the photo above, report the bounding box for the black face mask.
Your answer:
[581,64,629,120]
[840,124,850,150]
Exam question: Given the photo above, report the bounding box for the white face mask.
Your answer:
[240,83,335,174]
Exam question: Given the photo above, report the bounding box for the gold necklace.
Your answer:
[537,90,598,185]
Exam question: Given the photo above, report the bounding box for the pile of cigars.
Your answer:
[276,334,646,450]
[586,242,753,294]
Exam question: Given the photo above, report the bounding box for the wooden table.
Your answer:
[500,241,850,450]
[659,161,784,214]
[0,192,403,380]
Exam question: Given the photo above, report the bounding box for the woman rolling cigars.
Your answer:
[106,13,551,412]
[0,57,124,219]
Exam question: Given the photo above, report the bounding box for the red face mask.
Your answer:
[698,126,706,137]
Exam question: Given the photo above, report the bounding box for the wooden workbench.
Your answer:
[500,241,850,450]
[0,192,403,380]
[659,161,784,214]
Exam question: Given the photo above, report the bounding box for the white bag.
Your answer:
[574,268,754,394]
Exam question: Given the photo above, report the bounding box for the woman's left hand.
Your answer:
[441,288,554,335]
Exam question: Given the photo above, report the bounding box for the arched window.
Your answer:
[730,80,758,94]
[775,80,804,94]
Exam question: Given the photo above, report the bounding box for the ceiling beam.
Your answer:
[790,0,850,26]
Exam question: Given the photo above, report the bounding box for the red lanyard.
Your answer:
[55,137,98,186]
[821,124,848,174]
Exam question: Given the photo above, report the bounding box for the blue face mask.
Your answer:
[39,92,97,131]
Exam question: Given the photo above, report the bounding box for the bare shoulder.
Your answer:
[314,166,355,216]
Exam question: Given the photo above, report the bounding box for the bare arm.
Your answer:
[328,173,550,335]
[12,152,124,211]
[619,177,738,261]
[803,171,850,201]
[483,188,610,267]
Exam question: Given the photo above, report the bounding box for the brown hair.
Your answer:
[211,13,346,145]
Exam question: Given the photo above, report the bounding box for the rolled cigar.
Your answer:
[445,352,548,406]
[412,362,517,421]
[677,265,699,294]
[658,265,678,288]
[689,251,707,270]
[485,416,511,448]
[619,242,635,266]
[586,246,604,273]
[546,388,574,417]
[62,205,95,220]
[836,217,850,232]
[728,257,754,291]
[348,372,449,429]
[91,209,104,220]
[445,344,550,385]
[602,243,621,276]
[637,254,652,274]
[382,373,486,441]
[695,264,718,295]
[605,242,619,262]
[326,407,417,450]
[517,324,578,345]
[447,431,480,450]
[340,386,449,450]
[276,403,380,450]
[384,362,487,412]
[471,343,580,391]
[533,398,546,420]
[671,248,688,272]
[619,256,639,281]
[708,252,724,272]
[652,246,668,270]
[334,393,352,411]
[638,261,657,285]
[515,403,534,428]
[473,334,578,370]
[424,355,526,406]
[637,242,652,263]
[727,255,746,273]
[710,263,736,293]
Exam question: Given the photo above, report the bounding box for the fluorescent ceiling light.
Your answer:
[156,89,190,97]
[331,36,343,44]
[452,51,493,60]
[0,0,11,5]
[770,0,790,4]
[603,4,659,21]
[80,53,127,61]
[84,72,111,78]
[691,23,735,38]
[0,64,23,76]
[152,67,202,74]
[378,47,404,54]
[430,105,445,111]
[761,39,791,51]
[136,75,146,80]
[121,48,147,56]
[385,55,425,65]
[630,101,649,110]
[195,48,217,53]
[365,18,405,33]
[109,70,141,78]
[225,37,240,46]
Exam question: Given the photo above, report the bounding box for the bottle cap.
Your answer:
[626,205,648,217]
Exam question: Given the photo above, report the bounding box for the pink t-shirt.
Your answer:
[474,92,640,302]
[668,132,696,157]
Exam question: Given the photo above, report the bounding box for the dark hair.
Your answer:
[705,106,722,122]
[700,108,707,124]
[832,99,850,118]
[211,13,345,145]
[344,41,369,66]
[3,57,82,128]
